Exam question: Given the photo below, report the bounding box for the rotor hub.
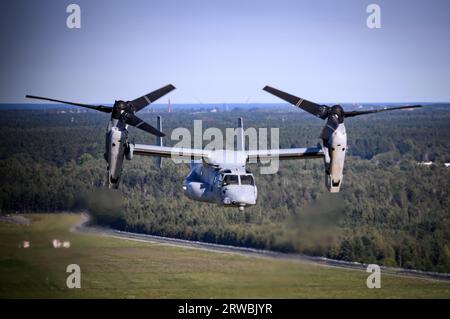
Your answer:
[329,105,345,123]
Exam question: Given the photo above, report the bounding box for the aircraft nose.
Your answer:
[222,186,256,205]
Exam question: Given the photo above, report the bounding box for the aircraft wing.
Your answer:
[246,147,324,161]
[133,144,211,160]
[134,144,323,162]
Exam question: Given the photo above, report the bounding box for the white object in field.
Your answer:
[63,241,71,248]
[52,239,62,248]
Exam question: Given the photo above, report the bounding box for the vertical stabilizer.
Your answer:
[237,117,244,151]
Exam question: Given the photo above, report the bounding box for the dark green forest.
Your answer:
[0,105,449,273]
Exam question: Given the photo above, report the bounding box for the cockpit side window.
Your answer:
[223,174,239,186]
[240,175,255,186]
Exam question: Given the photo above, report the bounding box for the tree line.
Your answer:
[0,106,449,273]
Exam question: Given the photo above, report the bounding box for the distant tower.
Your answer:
[167,98,173,113]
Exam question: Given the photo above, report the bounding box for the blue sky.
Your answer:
[1,0,449,104]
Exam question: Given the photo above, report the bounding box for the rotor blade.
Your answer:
[321,115,340,140]
[25,95,112,113]
[344,105,422,117]
[125,113,165,137]
[263,86,329,119]
[130,84,176,112]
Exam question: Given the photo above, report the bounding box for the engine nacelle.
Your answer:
[106,126,127,188]
[323,123,347,193]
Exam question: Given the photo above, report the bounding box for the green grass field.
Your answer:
[0,213,449,298]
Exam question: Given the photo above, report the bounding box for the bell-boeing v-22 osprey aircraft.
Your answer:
[26,86,421,211]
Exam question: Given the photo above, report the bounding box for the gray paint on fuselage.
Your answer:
[183,162,257,208]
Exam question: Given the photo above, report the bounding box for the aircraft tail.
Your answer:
[237,117,244,151]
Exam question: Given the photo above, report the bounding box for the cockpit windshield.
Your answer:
[240,175,255,186]
[222,174,239,186]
